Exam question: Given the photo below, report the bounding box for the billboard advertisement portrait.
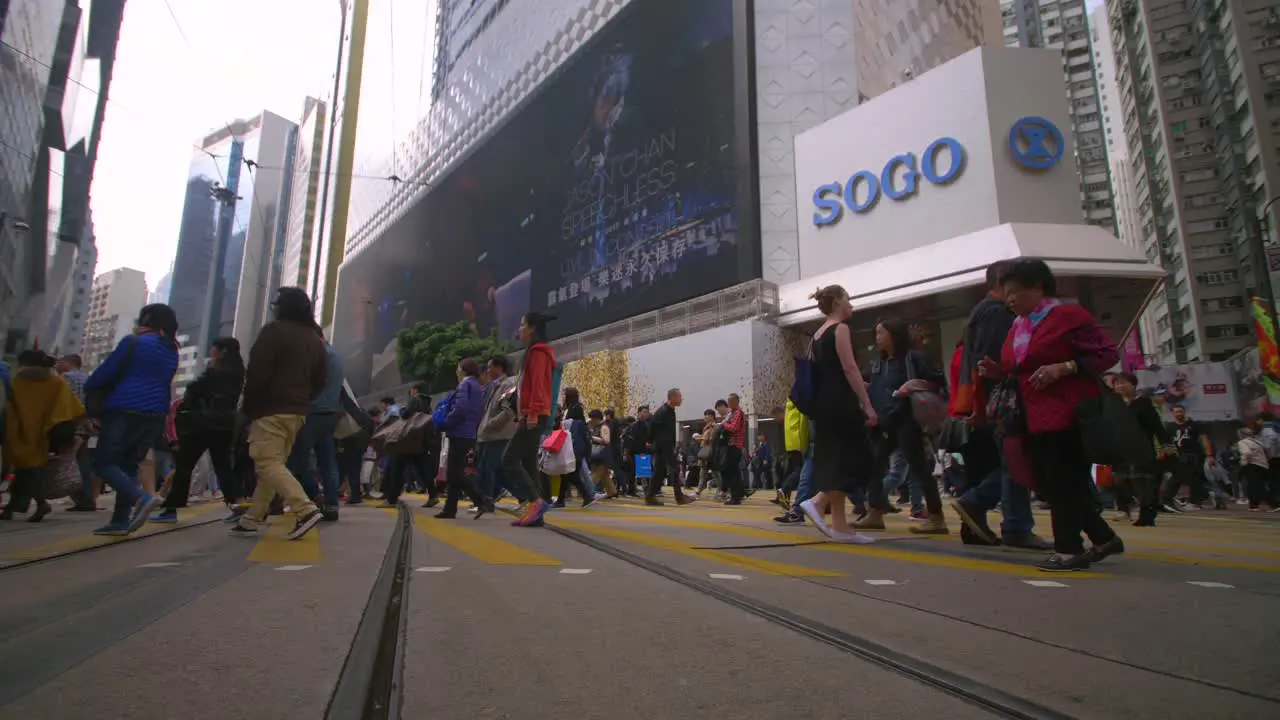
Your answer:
[335,0,748,394]
[1135,363,1239,423]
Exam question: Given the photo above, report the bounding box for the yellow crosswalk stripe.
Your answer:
[566,510,1108,578]
[248,513,323,564]
[415,516,562,566]
[551,516,845,577]
[0,502,226,562]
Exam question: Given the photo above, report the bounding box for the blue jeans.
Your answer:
[93,412,166,525]
[794,442,816,506]
[287,412,340,506]
[476,440,513,500]
[959,454,1034,536]
[882,449,924,512]
[153,449,175,486]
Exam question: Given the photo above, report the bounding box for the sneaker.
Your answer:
[93,523,130,536]
[222,505,248,524]
[951,499,996,544]
[830,531,876,545]
[1161,503,1184,514]
[229,521,259,538]
[774,511,805,524]
[151,510,179,524]
[287,509,323,540]
[799,499,831,537]
[909,513,949,535]
[127,494,164,533]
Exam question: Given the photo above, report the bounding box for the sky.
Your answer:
[91,0,341,291]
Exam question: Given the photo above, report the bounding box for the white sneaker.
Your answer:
[799,499,831,537]
[830,531,875,545]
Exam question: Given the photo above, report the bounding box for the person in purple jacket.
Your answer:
[435,357,489,520]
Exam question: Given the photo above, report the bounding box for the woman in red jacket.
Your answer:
[978,259,1123,572]
[509,311,557,527]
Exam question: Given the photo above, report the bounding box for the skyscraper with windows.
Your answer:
[1107,0,1280,363]
[1001,0,1118,231]
[168,112,296,360]
[0,0,125,353]
[279,97,326,289]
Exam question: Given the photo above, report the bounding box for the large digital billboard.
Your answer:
[337,0,753,394]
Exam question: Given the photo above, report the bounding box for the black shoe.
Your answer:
[724,498,742,506]
[66,505,99,512]
[1037,553,1091,572]
[960,524,1001,546]
[952,499,998,545]
[774,511,805,524]
[1001,533,1053,551]
[423,495,440,509]
[434,511,457,519]
[321,506,340,522]
[1084,535,1125,563]
[645,496,664,506]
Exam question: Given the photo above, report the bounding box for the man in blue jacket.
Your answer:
[286,329,346,521]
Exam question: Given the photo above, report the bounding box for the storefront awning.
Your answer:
[775,222,1166,341]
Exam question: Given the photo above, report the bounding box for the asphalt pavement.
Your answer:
[1,491,1278,719]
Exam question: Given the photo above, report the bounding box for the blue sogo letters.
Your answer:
[812,137,966,226]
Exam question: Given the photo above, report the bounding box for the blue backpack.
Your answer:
[789,339,818,417]
[431,390,454,428]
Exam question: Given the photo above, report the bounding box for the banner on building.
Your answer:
[1121,330,1146,372]
[1135,362,1238,422]
[1250,294,1280,412]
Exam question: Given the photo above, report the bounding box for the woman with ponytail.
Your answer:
[84,303,180,536]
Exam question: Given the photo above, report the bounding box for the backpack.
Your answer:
[789,339,818,417]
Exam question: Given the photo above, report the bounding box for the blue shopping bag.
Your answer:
[634,453,653,479]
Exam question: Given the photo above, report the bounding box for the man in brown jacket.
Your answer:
[231,287,328,540]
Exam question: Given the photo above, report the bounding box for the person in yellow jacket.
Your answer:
[769,401,810,510]
[1,349,85,522]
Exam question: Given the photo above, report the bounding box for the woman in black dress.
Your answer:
[798,285,880,543]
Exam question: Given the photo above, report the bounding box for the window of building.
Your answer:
[1200,296,1245,312]
[1205,324,1251,339]
[1196,270,1239,286]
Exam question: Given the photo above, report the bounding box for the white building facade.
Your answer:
[81,266,147,368]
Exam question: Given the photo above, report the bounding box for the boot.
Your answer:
[910,512,949,534]
[1132,505,1157,526]
[853,509,885,530]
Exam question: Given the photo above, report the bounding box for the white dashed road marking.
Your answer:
[415,566,452,573]
[137,562,180,568]
[275,565,313,572]
[1187,581,1235,589]
[864,580,898,586]
[1022,580,1068,588]
[559,569,593,575]
[709,573,745,580]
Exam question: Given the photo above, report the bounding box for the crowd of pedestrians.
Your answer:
[3,260,1277,571]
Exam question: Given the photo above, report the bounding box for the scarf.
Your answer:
[1011,297,1062,365]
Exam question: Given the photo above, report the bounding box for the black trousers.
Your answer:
[338,434,369,503]
[502,420,546,502]
[780,450,804,494]
[884,421,943,515]
[441,437,485,514]
[647,446,687,500]
[386,452,438,502]
[1027,429,1116,555]
[3,467,50,512]
[164,426,237,509]
[718,446,744,500]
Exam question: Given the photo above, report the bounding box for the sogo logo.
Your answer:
[812,137,966,227]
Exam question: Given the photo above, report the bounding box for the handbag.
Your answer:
[45,452,83,500]
[84,336,138,417]
[634,453,653,478]
[904,351,947,436]
[1075,382,1154,467]
[789,338,818,417]
[538,420,577,475]
[432,391,454,428]
[937,416,970,453]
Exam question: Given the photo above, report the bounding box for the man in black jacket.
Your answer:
[951,262,1050,550]
[644,389,695,507]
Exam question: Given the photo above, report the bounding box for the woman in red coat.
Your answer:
[977,259,1123,572]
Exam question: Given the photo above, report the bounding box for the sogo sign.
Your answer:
[811,137,966,226]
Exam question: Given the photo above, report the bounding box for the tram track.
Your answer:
[0,514,224,574]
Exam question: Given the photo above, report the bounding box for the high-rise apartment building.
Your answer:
[279,97,326,289]
[0,0,125,353]
[1002,0,1118,231]
[81,266,147,367]
[854,0,1001,98]
[168,112,296,359]
[1107,0,1280,364]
